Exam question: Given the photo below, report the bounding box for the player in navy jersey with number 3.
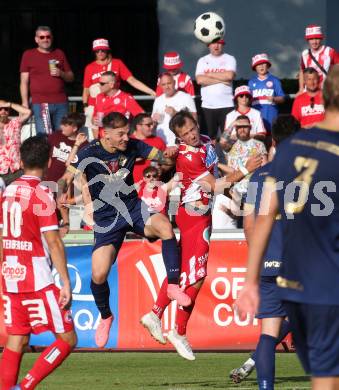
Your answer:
[237,65,339,390]
[58,112,191,348]
[230,115,300,388]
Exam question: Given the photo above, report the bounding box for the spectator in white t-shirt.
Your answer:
[195,39,237,141]
[152,73,197,146]
[224,85,267,140]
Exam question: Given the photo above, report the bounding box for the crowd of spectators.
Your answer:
[0,23,337,231]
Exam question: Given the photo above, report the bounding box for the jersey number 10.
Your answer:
[2,201,22,238]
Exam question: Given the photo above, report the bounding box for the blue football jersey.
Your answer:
[70,139,156,221]
[246,163,283,277]
[248,73,285,132]
[268,127,339,304]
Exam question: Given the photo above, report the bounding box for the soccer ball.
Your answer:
[194,12,225,44]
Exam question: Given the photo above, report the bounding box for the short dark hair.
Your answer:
[143,166,159,177]
[271,114,300,145]
[132,113,152,127]
[101,71,116,79]
[303,67,319,78]
[323,64,339,110]
[61,112,85,130]
[102,112,128,129]
[169,110,197,136]
[159,72,174,81]
[20,135,50,170]
[236,114,250,123]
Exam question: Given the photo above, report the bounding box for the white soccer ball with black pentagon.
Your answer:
[194,12,225,44]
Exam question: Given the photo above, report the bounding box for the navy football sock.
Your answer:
[277,319,291,342]
[251,319,291,364]
[256,334,277,390]
[162,238,180,284]
[90,279,112,319]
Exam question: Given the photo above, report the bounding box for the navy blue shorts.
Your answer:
[93,199,152,252]
[256,276,286,319]
[284,301,339,377]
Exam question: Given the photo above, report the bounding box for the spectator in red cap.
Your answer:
[83,38,155,139]
[298,25,338,94]
[155,52,195,97]
[292,67,325,128]
[195,38,237,141]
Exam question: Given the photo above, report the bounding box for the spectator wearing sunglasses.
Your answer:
[20,26,74,134]
[130,113,166,183]
[292,67,325,128]
[137,166,167,215]
[83,38,156,140]
[224,85,267,141]
[0,100,31,185]
[92,71,144,139]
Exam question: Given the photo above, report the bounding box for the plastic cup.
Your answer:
[48,59,58,75]
[96,112,104,127]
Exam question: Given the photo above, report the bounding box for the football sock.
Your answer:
[277,319,291,342]
[90,279,112,319]
[251,319,291,363]
[256,334,277,390]
[176,285,200,336]
[162,238,180,284]
[152,278,171,319]
[20,339,72,389]
[0,347,23,390]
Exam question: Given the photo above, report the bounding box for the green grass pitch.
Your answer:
[16,351,310,389]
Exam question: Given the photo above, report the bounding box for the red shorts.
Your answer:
[176,205,212,288]
[2,284,74,335]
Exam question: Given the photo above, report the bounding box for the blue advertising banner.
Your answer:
[30,245,119,348]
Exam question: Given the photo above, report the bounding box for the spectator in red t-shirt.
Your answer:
[130,113,166,183]
[83,38,156,140]
[20,26,74,134]
[46,112,87,236]
[292,67,325,128]
[92,71,144,139]
[155,52,195,97]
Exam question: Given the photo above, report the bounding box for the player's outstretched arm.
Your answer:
[43,230,72,309]
[236,185,278,320]
[57,170,75,206]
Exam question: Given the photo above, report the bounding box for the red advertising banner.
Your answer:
[0,239,262,350]
[117,239,260,350]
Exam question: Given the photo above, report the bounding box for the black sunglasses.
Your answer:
[145,174,158,179]
[99,82,110,86]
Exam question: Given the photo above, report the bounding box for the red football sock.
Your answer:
[20,338,72,389]
[0,347,23,390]
[176,285,200,336]
[152,278,171,319]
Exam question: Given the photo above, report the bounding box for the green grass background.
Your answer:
[16,352,310,389]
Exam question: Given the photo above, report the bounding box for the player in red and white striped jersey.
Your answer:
[0,136,77,390]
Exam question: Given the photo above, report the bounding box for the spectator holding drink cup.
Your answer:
[20,26,74,134]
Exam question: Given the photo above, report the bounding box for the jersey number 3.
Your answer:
[285,157,319,214]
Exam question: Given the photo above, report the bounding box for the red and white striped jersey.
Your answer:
[0,175,59,293]
[300,46,337,87]
[176,135,218,205]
